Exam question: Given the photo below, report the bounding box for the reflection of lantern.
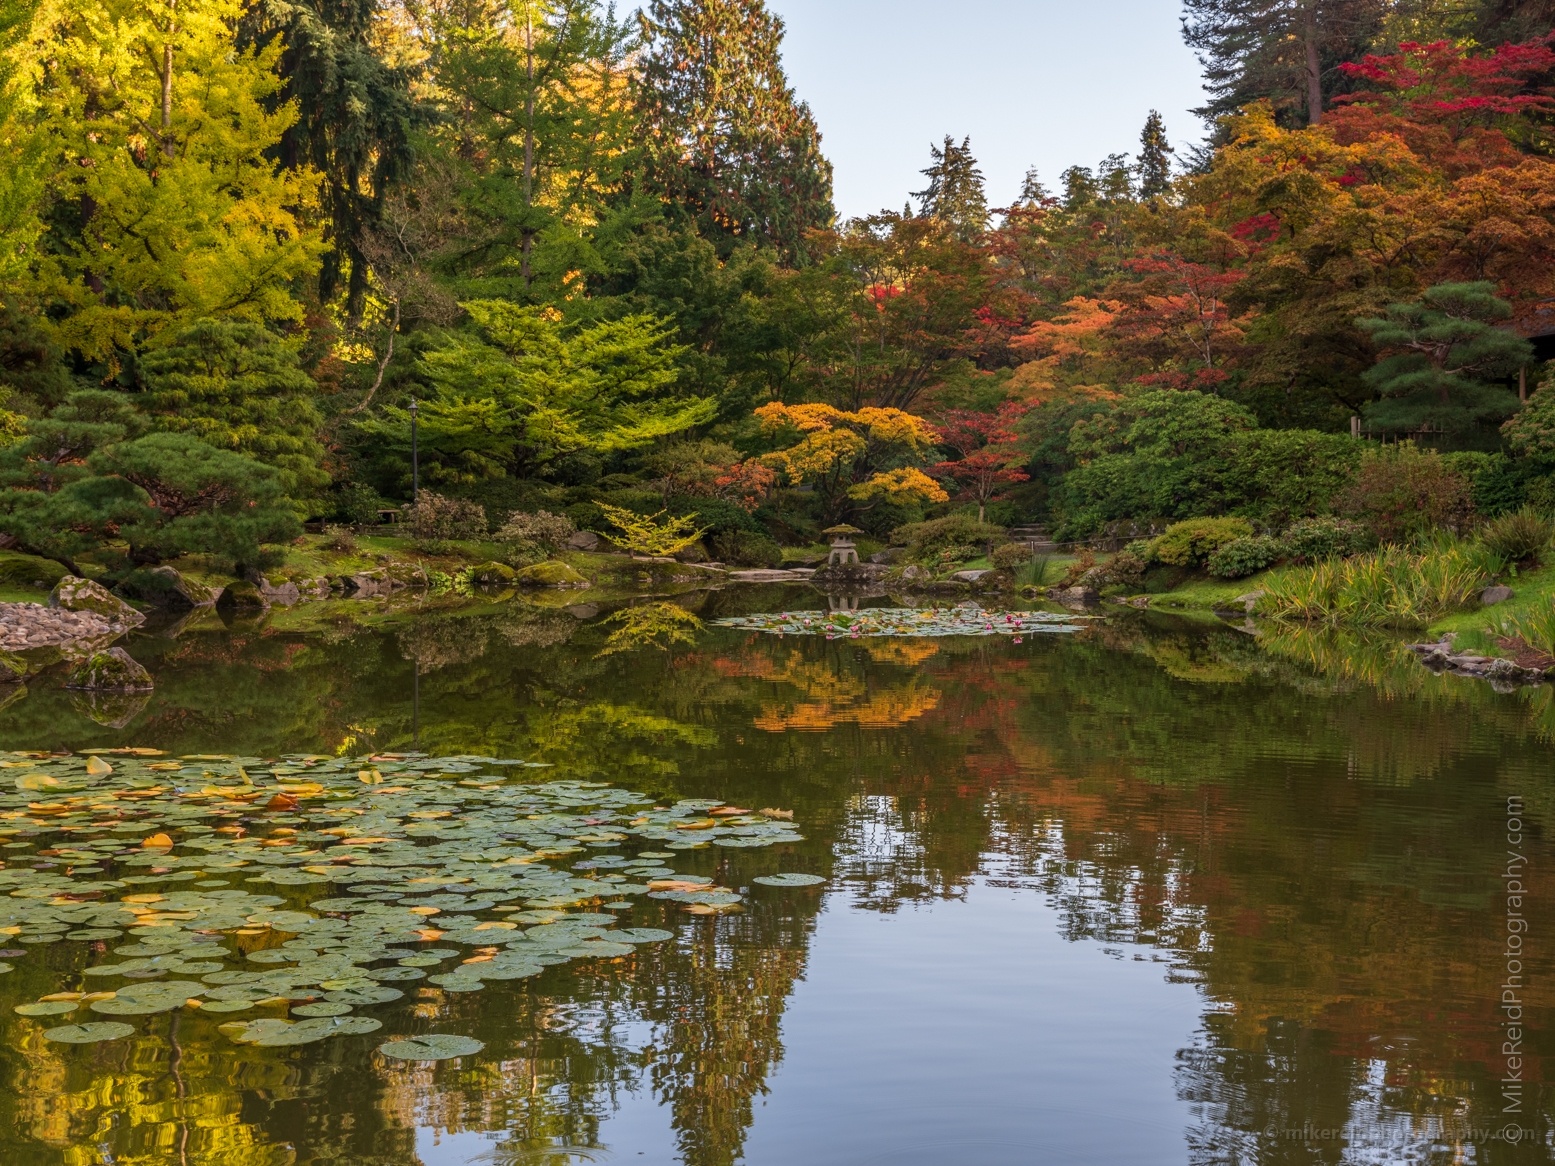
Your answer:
[823,525,864,567]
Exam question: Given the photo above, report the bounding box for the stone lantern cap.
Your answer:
[822,525,863,540]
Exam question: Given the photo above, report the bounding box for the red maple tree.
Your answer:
[929,404,1031,523]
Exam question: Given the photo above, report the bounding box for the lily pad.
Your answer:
[752,873,826,887]
[15,1000,78,1016]
[44,1021,136,1044]
[612,928,674,943]
[322,987,403,1005]
[198,999,255,1013]
[377,1033,485,1061]
[291,1001,353,1017]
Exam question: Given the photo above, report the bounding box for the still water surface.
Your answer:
[0,588,1551,1165]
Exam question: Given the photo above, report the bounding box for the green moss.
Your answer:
[513,560,588,587]
[0,552,68,591]
[1134,573,1274,612]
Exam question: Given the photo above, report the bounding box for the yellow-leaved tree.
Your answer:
[22,0,324,358]
[755,402,948,524]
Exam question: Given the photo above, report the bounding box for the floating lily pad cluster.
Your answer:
[712,607,1092,640]
[0,749,823,1050]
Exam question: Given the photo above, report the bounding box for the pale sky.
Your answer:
[764,0,1210,221]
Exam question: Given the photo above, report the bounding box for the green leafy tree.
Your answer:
[238,0,421,319]
[423,0,639,299]
[1504,376,1555,457]
[385,300,714,480]
[0,430,299,570]
[635,0,834,261]
[913,135,989,240]
[1136,110,1174,200]
[29,0,324,358]
[137,319,330,497]
[0,0,46,284]
[1357,282,1530,435]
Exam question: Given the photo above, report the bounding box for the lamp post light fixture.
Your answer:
[409,396,419,504]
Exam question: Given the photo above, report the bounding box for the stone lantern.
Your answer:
[823,525,864,566]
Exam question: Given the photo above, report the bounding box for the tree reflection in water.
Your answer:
[0,596,1549,1164]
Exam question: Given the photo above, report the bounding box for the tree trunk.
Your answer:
[522,4,534,290]
[1303,6,1323,126]
[161,0,177,160]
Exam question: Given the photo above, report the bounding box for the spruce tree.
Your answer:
[1016,166,1052,207]
[912,136,989,240]
[1137,110,1175,199]
[239,0,421,320]
[1060,165,1098,211]
[635,0,834,262]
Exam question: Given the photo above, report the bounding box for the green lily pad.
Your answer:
[15,1001,78,1016]
[364,966,423,982]
[377,1033,484,1061]
[322,987,403,1005]
[613,928,674,943]
[291,1001,353,1017]
[752,873,826,887]
[44,1021,136,1044]
[428,975,485,991]
[198,999,255,1013]
[65,928,124,940]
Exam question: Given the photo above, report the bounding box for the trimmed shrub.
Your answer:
[1207,535,1283,579]
[1334,443,1475,543]
[1280,517,1373,563]
[496,510,575,550]
[329,482,385,527]
[892,514,1007,565]
[404,492,488,541]
[711,530,783,568]
[1087,549,1147,589]
[1148,517,1253,566]
[990,542,1032,569]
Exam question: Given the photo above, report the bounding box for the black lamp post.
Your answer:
[409,396,419,504]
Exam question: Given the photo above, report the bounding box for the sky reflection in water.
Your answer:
[0,588,1549,1165]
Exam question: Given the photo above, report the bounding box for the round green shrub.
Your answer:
[1280,517,1374,563]
[1147,517,1253,566]
[1207,535,1284,579]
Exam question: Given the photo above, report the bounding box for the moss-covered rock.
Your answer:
[471,561,517,585]
[49,577,144,626]
[0,649,26,682]
[512,560,589,588]
[115,565,217,608]
[216,579,269,612]
[382,562,428,589]
[0,553,70,591]
[65,647,153,691]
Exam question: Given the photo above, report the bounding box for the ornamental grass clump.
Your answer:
[1478,507,1554,566]
[1503,601,1555,657]
[1260,543,1492,627]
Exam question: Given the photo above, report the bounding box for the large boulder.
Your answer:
[1482,585,1515,606]
[470,561,517,585]
[245,569,302,606]
[216,579,269,613]
[0,553,70,591]
[565,530,600,551]
[66,647,153,691]
[115,565,218,608]
[513,561,589,588]
[0,649,26,682]
[49,577,144,627]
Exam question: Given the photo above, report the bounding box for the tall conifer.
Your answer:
[635,0,834,262]
[1136,110,1174,199]
[912,136,989,240]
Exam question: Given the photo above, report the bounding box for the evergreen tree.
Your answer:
[1181,0,1386,128]
[429,0,638,299]
[137,319,331,497]
[912,136,989,240]
[238,0,421,320]
[1136,110,1175,199]
[635,0,834,262]
[1016,165,1052,207]
[1060,165,1098,211]
[1097,152,1134,202]
[1357,282,1530,434]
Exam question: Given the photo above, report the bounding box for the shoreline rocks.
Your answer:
[1406,637,1552,690]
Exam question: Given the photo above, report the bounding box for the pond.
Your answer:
[0,588,1551,1166]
